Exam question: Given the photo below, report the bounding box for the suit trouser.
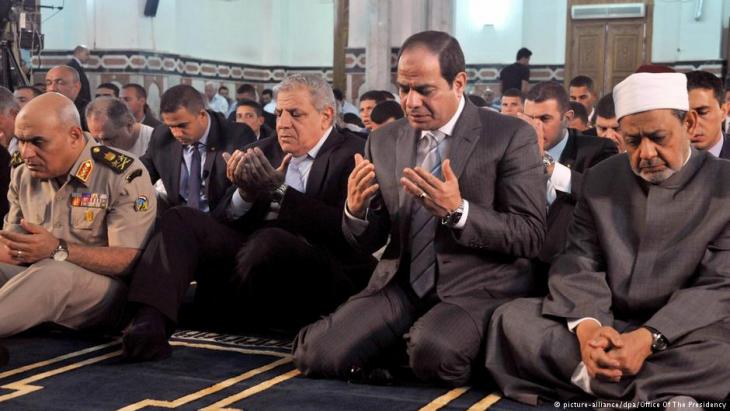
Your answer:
[293,279,507,386]
[128,206,362,332]
[486,298,730,405]
[127,206,244,324]
[0,259,126,338]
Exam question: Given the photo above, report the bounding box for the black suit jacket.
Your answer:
[537,129,618,264]
[67,58,91,104]
[141,110,256,214]
[142,114,162,129]
[216,127,375,298]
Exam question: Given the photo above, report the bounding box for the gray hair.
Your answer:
[48,65,80,83]
[0,86,19,114]
[85,96,135,130]
[278,73,336,118]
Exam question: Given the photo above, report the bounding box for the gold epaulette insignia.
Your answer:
[10,151,23,168]
[91,146,134,174]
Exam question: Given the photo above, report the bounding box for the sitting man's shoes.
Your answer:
[122,306,173,362]
[0,344,8,366]
[347,366,396,386]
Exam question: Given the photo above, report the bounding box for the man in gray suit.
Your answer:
[486,72,730,404]
[293,31,546,386]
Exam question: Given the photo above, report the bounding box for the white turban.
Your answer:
[613,72,689,120]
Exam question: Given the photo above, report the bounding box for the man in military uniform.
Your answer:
[0,93,156,349]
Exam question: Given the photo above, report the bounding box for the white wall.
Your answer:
[41,0,334,66]
[652,0,725,62]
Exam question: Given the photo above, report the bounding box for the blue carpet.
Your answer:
[0,330,577,410]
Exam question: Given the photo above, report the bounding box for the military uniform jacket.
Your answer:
[4,138,157,251]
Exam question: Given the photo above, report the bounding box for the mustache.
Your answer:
[638,158,665,168]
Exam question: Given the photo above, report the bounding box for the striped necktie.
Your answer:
[409,131,444,297]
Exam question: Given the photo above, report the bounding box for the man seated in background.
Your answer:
[685,70,729,159]
[369,100,404,130]
[593,94,624,152]
[569,75,598,125]
[140,85,255,213]
[122,73,374,361]
[235,99,274,140]
[358,90,388,131]
[567,101,592,134]
[0,93,155,362]
[204,82,229,115]
[486,72,730,406]
[0,86,20,155]
[500,88,524,116]
[520,81,616,287]
[13,86,42,110]
[86,97,154,157]
[121,83,161,129]
[45,65,89,131]
[96,83,119,98]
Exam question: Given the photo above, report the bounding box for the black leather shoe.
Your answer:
[122,306,173,362]
[0,344,8,367]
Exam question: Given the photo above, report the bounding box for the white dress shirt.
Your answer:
[708,132,724,158]
[546,129,572,206]
[207,93,229,115]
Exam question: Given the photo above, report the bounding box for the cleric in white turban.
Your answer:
[485,70,730,406]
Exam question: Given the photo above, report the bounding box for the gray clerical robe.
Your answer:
[485,148,730,404]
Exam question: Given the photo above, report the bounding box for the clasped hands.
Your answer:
[346,153,462,219]
[223,148,292,202]
[575,321,654,383]
[0,219,60,265]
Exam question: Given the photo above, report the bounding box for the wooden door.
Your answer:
[565,0,653,96]
[605,21,646,92]
[570,22,607,94]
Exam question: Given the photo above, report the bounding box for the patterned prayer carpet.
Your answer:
[0,330,586,410]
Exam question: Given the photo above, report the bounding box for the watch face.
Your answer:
[53,250,69,262]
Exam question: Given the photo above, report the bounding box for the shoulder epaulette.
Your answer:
[91,145,134,174]
[10,151,23,168]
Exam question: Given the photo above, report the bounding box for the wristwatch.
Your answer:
[270,183,288,204]
[51,238,69,262]
[441,199,465,227]
[643,326,668,353]
[542,152,555,173]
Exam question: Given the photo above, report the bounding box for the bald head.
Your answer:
[19,92,80,130]
[46,66,81,101]
[15,93,86,179]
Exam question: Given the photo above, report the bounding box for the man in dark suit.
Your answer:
[486,72,730,406]
[686,70,730,159]
[66,46,91,105]
[121,83,161,129]
[45,65,89,131]
[293,31,546,386]
[140,84,255,214]
[519,82,617,274]
[122,74,374,361]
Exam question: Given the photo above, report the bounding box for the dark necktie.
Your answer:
[409,131,443,298]
[187,143,202,209]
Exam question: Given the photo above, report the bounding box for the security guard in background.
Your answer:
[0,93,156,355]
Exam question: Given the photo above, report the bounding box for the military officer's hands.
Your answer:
[575,321,624,382]
[606,328,653,376]
[400,159,462,218]
[346,154,379,219]
[231,148,292,202]
[0,219,60,264]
